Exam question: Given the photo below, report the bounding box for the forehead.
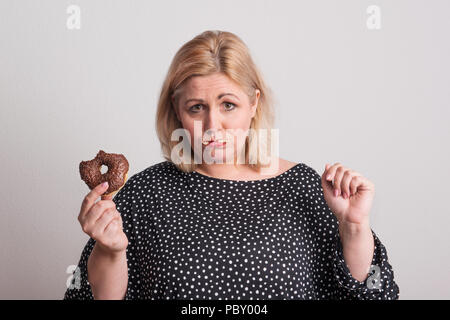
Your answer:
[182,73,243,95]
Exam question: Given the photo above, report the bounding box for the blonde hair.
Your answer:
[155,30,276,173]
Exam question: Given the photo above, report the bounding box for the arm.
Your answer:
[303,164,400,300]
[332,225,400,300]
[64,176,142,300]
[338,221,374,282]
[87,243,128,300]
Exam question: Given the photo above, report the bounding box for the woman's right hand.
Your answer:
[78,182,129,255]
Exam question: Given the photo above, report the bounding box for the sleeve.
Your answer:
[63,176,142,300]
[332,227,400,300]
[305,165,400,300]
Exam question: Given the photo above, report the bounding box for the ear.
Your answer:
[251,89,260,118]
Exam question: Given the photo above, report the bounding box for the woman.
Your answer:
[64,30,399,300]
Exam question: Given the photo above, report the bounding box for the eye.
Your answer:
[189,104,203,113]
[223,102,236,111]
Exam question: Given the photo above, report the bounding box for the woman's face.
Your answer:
[172,72,260,164]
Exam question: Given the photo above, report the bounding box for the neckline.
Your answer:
[190,163,303,184]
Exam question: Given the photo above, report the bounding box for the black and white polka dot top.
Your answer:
[64,161,399,300]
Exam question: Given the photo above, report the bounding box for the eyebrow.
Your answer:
[184,93,239,105]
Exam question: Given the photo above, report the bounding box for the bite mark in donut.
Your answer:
[79,150,129,197]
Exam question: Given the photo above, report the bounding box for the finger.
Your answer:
[350,176,359,196]
[104,214,122,234]
[325,162,341,182]
[84,200,117,227]
[323,163,338,190]
[333,166,348,197]
[117,215,124,229]
[325,163,341,186]
[341,171,354,199]
[95,209,119,235]
[79,182,109,222]
[322,163,329,182]
[324,163,335,181]
[101,193,113,201]
[104,218,121,236]
[354,175,373,192]
[322,163,336,194]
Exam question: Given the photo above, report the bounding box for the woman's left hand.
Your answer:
[321,162,375,226]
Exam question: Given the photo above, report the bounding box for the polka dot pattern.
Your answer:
[64,161,399,300]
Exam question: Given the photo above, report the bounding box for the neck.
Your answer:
[195,163,255,179]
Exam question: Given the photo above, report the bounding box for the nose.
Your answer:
[204,107,223,137]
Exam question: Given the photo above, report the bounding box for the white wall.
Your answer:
[1,0,449,299]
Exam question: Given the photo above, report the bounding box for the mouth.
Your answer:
[202,139,228,148]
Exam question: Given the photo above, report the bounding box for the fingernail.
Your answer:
[102,181,108,188]
[334,189,339,197]
[326,175,332,180]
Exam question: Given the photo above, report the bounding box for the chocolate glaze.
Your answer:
[79,150,129,195]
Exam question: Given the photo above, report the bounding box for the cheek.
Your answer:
[226,109,253,129]
[224,112,253,148]
[228,111,253,135]
[179,117,201,145]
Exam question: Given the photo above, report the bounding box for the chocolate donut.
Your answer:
[79,150,129,197]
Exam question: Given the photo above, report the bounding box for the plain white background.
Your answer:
[1,0,449,299]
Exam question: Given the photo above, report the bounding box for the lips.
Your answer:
[202,139,227,147]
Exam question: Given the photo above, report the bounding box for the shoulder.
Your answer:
[278,158,298,172]
[278,158,322,185]
[133,160,178,177]
[299,162,323,185]
[298,161,321,179]
[127,160,182,187]
[113,160,182,202]
[277,158,314,176]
